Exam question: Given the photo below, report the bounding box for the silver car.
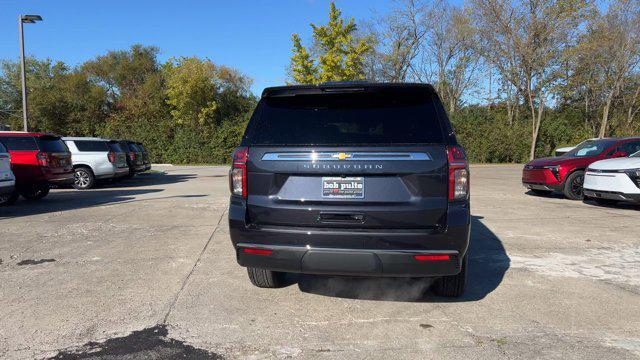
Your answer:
[0,140,16,205]
[63,137,129,189]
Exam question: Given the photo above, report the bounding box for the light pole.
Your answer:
[19,14,42,132]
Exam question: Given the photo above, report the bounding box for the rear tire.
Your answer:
[247,267,284,288]
[73,167,96,190]
[20,184,50,200]
[0,191,19,206]
[530,189,553,196]
[432,256,467,297]
[563,170,585,200]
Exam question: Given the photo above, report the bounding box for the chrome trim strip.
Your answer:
[261,152,431,161]
[236,242,458,255]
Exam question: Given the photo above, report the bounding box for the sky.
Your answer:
[0,0,399,95]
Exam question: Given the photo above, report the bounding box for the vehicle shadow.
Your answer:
[524,190,564,199]
[97,171,197,189]
[293,215,510,302]
[0,188,166,218]
[582,198,640,211]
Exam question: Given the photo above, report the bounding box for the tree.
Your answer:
[574,0,640,138]
[366,0,478,113]
[469,0,592,159]
[289,2,373,84]
[82,45,160,103]
[421,0,478,113]
[365,0,427,82]
[0,58,108,134]
[163,57,254,127]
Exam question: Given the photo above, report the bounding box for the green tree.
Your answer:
[0,58,108,134]
[290,2,373,84]
[163,57,254,126]
[164,57,220,126]
[82,44,160,101]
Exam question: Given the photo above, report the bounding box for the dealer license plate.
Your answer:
[322,177,364,198]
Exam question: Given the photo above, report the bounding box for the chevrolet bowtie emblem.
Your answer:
[332,152,352,160]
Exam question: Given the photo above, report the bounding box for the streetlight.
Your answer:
[19,14,43,132]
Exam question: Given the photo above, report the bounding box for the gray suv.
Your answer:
[228,83,471,297]
[63,137,129,189]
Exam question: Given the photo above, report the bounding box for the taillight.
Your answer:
[36,152,50,167]
[447,145,469,201]
[413,254,451,261]
[129,152,136,161]
[230,146,248,197]
[108,151,117,163]
[243,248,272,256]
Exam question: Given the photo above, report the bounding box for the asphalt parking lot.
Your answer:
[0,165,638,359]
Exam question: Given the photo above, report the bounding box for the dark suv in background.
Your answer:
[135,142,152,171]
[117,140,146,177]
[228,82,471,297]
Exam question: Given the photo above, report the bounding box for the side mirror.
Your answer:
[612,151,628,158]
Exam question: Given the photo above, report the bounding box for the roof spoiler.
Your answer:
[262,82,435,98]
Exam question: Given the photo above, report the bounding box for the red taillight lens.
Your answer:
[413,254,451,261]
[447,145,469,201]
[129,151,136,161]
[230,146,248,197]
[36,152,50,167]
[243,248,272,256]
[108,151,116,163]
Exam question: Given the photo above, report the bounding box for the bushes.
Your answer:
[154,115,249,164]
[451,106,596,163]
[451,107,528,163]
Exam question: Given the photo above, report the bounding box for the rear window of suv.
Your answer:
[108,142,124,152]
[248,90,444,145]
[37,137,69,153]
[0,136,38,151]
[74,140,109,152]
[128,143,141,152]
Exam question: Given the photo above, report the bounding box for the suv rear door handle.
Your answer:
[318,212,365,223]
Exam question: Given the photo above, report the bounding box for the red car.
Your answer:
[0,132,74,202]
[522,137,640,200]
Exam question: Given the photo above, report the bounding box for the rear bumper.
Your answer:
[229,200,470,277]
[47,172,74,185]
[0,179,15,195]
[114,167,130,178]
[96,167,129,179]
[236,243,461,277]
[131,164,146,173]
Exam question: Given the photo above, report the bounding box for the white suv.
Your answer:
[63,137,129,189]
[0,141,16,205]
[584,150,640,204]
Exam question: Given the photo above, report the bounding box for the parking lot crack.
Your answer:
[161,209,227,324]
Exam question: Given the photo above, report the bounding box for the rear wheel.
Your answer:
[73,167,95,190]
[0,191,19,206]
[432,256,467,297]
[20,184,50,200]
[247,267,285,288]
[563,171,585,200]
